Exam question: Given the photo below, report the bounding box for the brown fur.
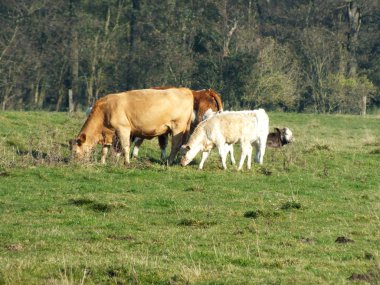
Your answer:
[151,86,223,122]
[71,88,194,165]
[126,87,224,159]
[266,128,290,148]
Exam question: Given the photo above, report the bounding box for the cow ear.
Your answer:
[274,128,281,133]
[76,133,86,146]
[79,133,86,143]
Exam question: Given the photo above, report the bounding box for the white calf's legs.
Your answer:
[217,145,228,169]
[238,143,251,170]
[246,145,253,169]
[199,150,211,169]
[227,144,236,165]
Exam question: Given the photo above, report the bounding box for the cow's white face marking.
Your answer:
[202,108,215,121]
[284,128,293,143]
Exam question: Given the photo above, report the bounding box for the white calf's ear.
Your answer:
[181,145,190,151]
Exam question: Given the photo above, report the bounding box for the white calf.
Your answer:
[181,109,269,170]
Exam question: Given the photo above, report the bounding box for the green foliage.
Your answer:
[1,1,379,113]
[243,38,300,110]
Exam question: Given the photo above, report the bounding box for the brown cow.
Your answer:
[131,87,224,159]
[70,88,194,165]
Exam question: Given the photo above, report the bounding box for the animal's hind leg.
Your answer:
[131,137,144,158]
[238,143,250,170]
[168,132,183,165]
[246,144,253,169]
[117,127,132,165]
[217,145,228,170]
[228,144,236,165]
[158,134,168,161]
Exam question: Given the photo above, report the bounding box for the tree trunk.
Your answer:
[68,89,74,113]
[361,95,367,116]
[347,1,365,116]
[70,0,79,111]
[127,0,140,90]
[347,1,361,77]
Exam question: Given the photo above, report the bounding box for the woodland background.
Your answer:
[0,0,379,114]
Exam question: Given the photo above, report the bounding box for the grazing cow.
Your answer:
[181,109,269,170]
[201,109,235,167]
[131,87,224,159]
[266,127,294,148]
[70,88,194,165]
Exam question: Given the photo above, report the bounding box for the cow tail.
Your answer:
[208,89,223,111]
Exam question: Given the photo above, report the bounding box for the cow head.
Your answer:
[276,127,294,145]
[69,133,92,160]
[180,144,191,166]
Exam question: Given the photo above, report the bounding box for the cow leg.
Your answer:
[256,137,267,165]
[101,145,110,164]
[228,144,236,165]
[131,137,144,158]
[246,144,253,170]
[158,135,168,161]
[117,128,132,165]
[238,143,250,170]
[217,144,228,170]
[168,132,183,165]
[199,150,211,170]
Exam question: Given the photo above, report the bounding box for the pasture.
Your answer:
[0,111,379,284]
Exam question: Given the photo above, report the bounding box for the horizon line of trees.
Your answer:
[0,0,379,114]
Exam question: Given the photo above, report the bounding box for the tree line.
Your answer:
[0,0,379,114]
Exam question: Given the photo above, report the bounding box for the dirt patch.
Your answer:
[243,210,280,219]
[5,243,23,251]
[68,198,115,213]
[305,143,332,153]
[107,235,135,241]
[68,198,94,206]
[178,218,215,228]
[258,167,272,176]
[0,171,10,177]
[184,186,204,192]
[349,273,372,282]
[335,236,354,243]
[281,201,301,210]
[300,237,315,244]
[244,210,261,219]
[369,148,380,155]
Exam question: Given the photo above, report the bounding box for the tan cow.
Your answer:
[70,88,194,165]
[131,87,224,159]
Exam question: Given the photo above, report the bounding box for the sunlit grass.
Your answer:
[0,111,379,284]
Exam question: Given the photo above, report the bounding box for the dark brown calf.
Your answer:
[266,128,294,148]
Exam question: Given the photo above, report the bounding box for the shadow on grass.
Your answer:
[68,198,114,213]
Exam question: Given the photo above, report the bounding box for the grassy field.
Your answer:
[0,111,379,285]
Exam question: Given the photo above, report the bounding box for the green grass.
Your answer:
[0,111,379,284]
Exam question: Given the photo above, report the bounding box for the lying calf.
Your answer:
[181,109,269,170]
[266,127,294,148]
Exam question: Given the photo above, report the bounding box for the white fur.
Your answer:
[181,109,269,170]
